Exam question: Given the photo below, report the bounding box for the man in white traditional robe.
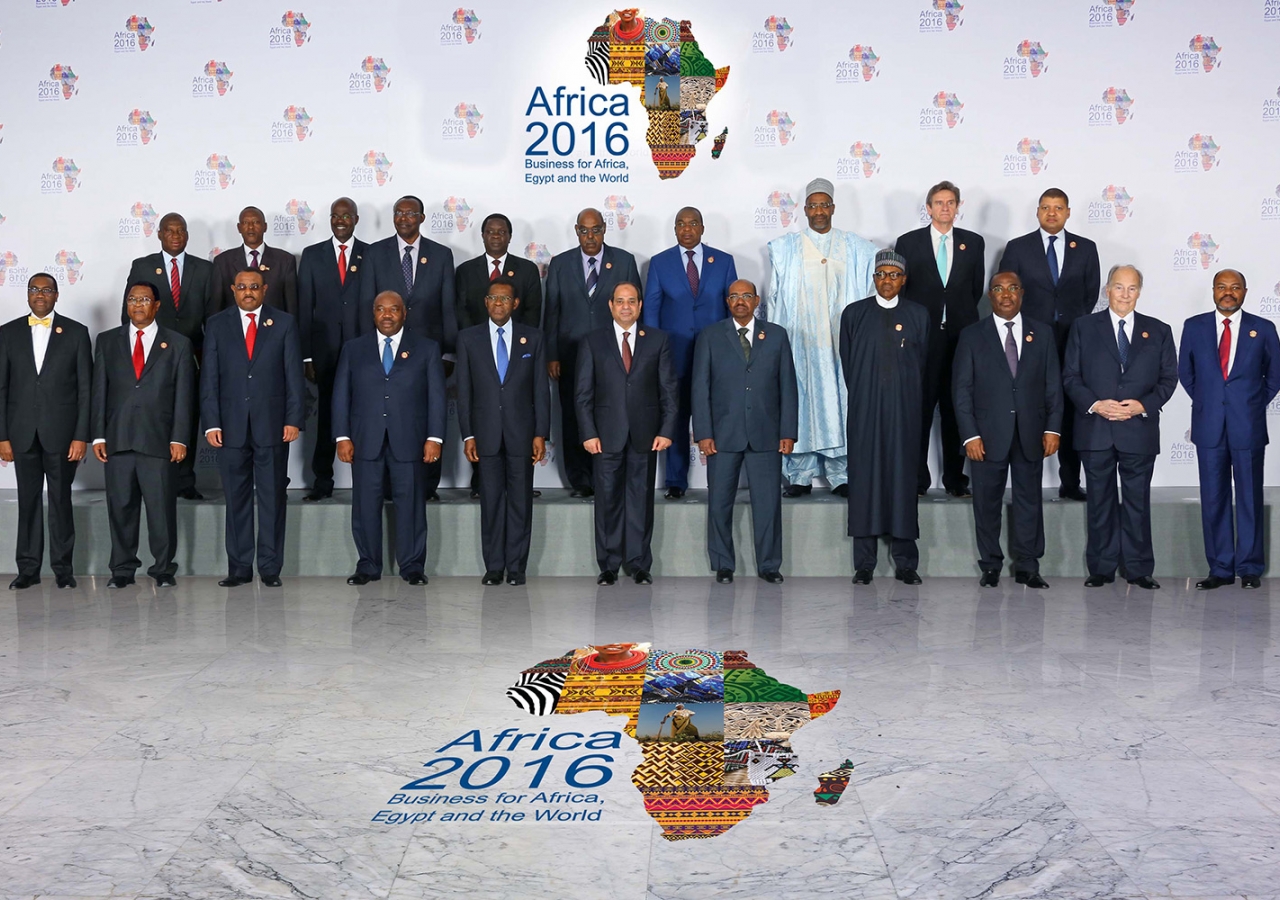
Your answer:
[765,177,878,496]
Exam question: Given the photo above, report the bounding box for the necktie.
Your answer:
[169,258,181,309]
[250,249,260,270]
[337,244,347,286]
[27,316,51,328]
[621,330,632,372]
[1004,321,1018,378]
[383,336,394,374]
[490,259,501,282]
[686,250,699,296]
[936,234,949,287]
[586,257,599,296]
[1046,234,1060,287]
[496,326,509,382]
[1219,318,1232,379]
[402,246,415,294]
[1117,319,1129,369]
[245,312,257,361]
[132,329,145,379]
[738,326,751,363]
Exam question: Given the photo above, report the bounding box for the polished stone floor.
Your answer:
[1,574,1278,899]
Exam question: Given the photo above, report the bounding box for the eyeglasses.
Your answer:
[27,286,58,297]
[330,213,355,222]
[484,294,516,302]
[125,297,157,306]
[393,210,423,220]
[804,202,834,211]
[989,285,1023,295]
[872,271,904,281]
[232,283,265,292]
[575,226,606,236]
[727,293,757,301]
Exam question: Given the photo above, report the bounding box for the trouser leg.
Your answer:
[1233,446,1266,577]
[557,353,592,491]
[1116,450,1155,579]
[1008,437,1045,574]
[593,450,626,572]
[138,452,177,577]
[705,450,743,572]
[477,452,507,573]
[219,445,255,578]
[1196,444,1234,578]
[105,451,142,576]
[350,452,385,576]
[744,449,783,574]
[255,443,289,577]
[625,445,657,572]
[853,536,879,571]
[505,450,535,574]
[664,372,692,490]
[310,363,337,493]
[890,537,919,570]
[390,455,427,577]
[12,437,49,576]
[43,440,78,577]
[969,455,1009,573]
[1080,448,1120,577]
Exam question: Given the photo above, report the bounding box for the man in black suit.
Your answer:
[93,282,195,588]
[952,272,1063,589]
[575,282,677,584]
[200,269,304,588]
[359,195,457,501]
[211,206,299,317]
[121,212,216,500]
[298,197,367,501]
[333,291,446,585]
[998,188,1101,501]
[544,208,642,496]
[1063,265,1178,589]
[0,273,92,589]
[456,278,549,585]
[691,279,797,584]
[895,180,986,497]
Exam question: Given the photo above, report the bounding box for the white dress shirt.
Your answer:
[582,249,604,285]
[30,309,55,374]
[873,294,899,310]
[1216,308,1241,375]
[396,236,420,270]
[242,243,268,269]
[930,226,954,284]
[962,313,1060,445]
[335,329,441,444]
[613,319,638,359]
[95,320,169,445]
[485,253,508,280]
[333,235,354,263]
[731,318,755,347]
[162,251,185,289]
[1039,228,1066,273]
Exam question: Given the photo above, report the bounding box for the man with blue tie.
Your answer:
[1062,265,1178,590]
[333,291,446,585]
[201,269,304,588]
[643,207,737,499]
[456,278,549,585]
[1179,270,1280,590]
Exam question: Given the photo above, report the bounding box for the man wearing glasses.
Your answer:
[766,177,878,499]
[543,208,641,497]
[0,274,92,589]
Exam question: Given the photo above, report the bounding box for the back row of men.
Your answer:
[0,179,1275,592]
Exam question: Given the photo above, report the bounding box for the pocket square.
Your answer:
[521,353,532,359]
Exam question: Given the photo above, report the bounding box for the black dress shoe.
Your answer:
[347,572,380,585]
[532,489,542,498]
[1016,572,1050,589]
[664,487,686,500]
[979,570,1000,588]
[1242,574,1262,589]
[303,489,332,502]
[261,575,283,588]
[55,574,76,589]
[946,487,973,498]
[1127,575,1160,590]
[759,571,784,584]
[597,570,617,585]
[782,483,812,498]
[831,484,849,497]
[571,487,594,499]
[716,569,734,584]
[107,575,136,589]
[506,572,526,586]
[852,568,873,585]
[482,570,504,585]
[633,569,653,585]
[153,574,177,587]
[177,488,204,501]
[1058,486,1087,501]
[469,489,481,500]
[218,575,252,588]
[1196,575,1235,590]
[895,568,922,585]
[1084,574,1114,588]
[403,573,428,585]
[426,492,440,502]
[8,573,40,590]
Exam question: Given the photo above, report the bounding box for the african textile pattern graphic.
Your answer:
[505,671,565,716]
[814,759,855,806]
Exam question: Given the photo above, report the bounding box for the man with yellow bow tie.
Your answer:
[0,273,93,589]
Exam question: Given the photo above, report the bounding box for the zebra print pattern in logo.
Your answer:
[584,44,610,86]
[505,671,567,715]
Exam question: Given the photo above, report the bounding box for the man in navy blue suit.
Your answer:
[333,291,446,585]
[643,207,737,498]
[201,269,304,587]
[1179,269,1280,590]
[1062,265,1178,590]
[998,189,1100,502]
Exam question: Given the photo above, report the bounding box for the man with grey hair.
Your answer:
[766,177,878,498]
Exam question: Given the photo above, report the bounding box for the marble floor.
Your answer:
[1,574,1278,899]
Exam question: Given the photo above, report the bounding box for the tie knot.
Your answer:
[623,331,630,340]
[385,336,392,344]
[339,244,346,251]
[738,326,747,335]
[1005,321,1014,329]
[1224,318,1231,327]
[138,330,144,337]
[589,257,597,266]
[687,250,695,259]
[497,326,504,337]
[1048,234,1057,245]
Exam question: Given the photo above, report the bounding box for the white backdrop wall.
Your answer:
[1,0,1279,490]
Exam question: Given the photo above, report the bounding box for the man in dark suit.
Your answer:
[211,206,299,317]
[895,180,986,497]
[121,212,216,500]
[545,208,642,496]
[0,273,92,589]
[200,268,304,588]
[953,272,1063,589]
[1178,269,1280,590]
[691,279,797,584]
[575,282,677,584]
[644,206,737,499]
[298,197,367,501]
[333,291,446,585]
[359,195,457,501]
[998,188,1101,502]
[456,278,549,585]
[93,282,195,588]
[1063,264,1178,589]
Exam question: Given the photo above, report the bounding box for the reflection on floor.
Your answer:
[1,575,1278,899]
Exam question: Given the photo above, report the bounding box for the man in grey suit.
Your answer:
[691,279,797,584]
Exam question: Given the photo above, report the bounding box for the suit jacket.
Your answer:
[997,230,1100,331]
[199,305,304,449]
[952,315,1063,461]
[1062,310,1178,456]
[894,226,986,331]
[297,237,368,366]
[456,254,543,331]
[544,244,641,363]
[332,330,446,463]
[212,245,299,317]
[455,322,549,456]
[575,324,677,454]
[121,253,217,351]
[91,325,194,458]
[359,235,458,353]
[691,317,797,453]
[642,244,736,373]
[0,313,92,453]
[1179,310,1280,450]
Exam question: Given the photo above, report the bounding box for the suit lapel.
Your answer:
[724,318,750,364]
[140,328,166,380]
[1100,313,1122,367]
[13,322,39,376]
[1228,314,1252,381]
[988,318,1014,380]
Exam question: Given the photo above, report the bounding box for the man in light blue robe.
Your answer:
[766,177,878,496]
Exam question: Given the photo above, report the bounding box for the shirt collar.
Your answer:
[874,295,899,309]
[582,247,603,265]
[1109,307,1133,328]
[162,250,185,269]
[488,317,511,338]
[242,306,263,321]
[994,312,1022,330]
[1039,227,1065,244]
[397,235,419,255]
[613,319,635,339]
[678,243,703,262]
[29,309,56,325]
[1220,308,1241,325]
[243,243,267,260]
[135,319,158,338]
[929,224,953,242]
[486,252,508,271]
[332,235,353,253]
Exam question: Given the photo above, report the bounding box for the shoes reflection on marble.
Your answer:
[261,575,283,588]
[1127,575,1160,590]
[153,574,177,587]
[852,568,873,585]
[979,570,1000,588]
[1084,574,1114,587]
[482,570,504,586]
[1196,575,1235,590]
[107,574,135,589]
[1242,574,1262,589]
[759,571,784,584]
[597,570,617,585]
[1016,572,1050,589]
[347,572,380,585]
[895,568,922,585]
[55,573,76,589]
[715,569,733,584]
[8,573,40,590]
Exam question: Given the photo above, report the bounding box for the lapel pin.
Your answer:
[707,255,715,264]
[260,264,270,272]
[401,351,409,359]
[160,342,168,349]
[758,331,765,340]
[1069,241,1077,249]
[958,243,966,251]
[264,319,273,326]
[55,326,63,334]
[895,323,903,332]
[155,267,163,275]
[507,270,514,277]
[638,330,645,337]
[420,256,427,265]
[1142,331,1149,339]
[349,265,357,272]
[1251,330,1258,338]
[1026,334,1033,342]
[519,336,527,344]
[605,262,613,269]
[821,258,828,264]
